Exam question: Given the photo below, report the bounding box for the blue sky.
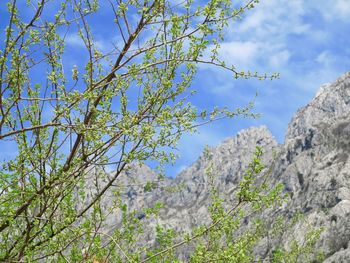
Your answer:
[1,0,350,177]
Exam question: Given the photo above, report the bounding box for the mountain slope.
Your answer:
[87,72,350,262]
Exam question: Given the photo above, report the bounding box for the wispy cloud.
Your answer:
[65,34,86,48]
[314,0,350,22]
[65,33,109,52]
[215,41,260,69]
[316,51,336,67]
[234,0,308,37]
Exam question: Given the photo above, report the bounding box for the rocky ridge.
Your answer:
[88,72,350,262]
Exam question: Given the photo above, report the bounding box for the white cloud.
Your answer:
[204,41,291,77]
[234,0,309,38]
[315,0,350,22]
[335,0,350,19]
[198,0,312,76]
[216,41,260,69]
[269,50,291,68]
[65,34,109,52]
[316,51,335,67]
[197,0,350,99]
[65,34,85,47]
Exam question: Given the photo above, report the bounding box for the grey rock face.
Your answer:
[85,72,350,261]
[158,126,278,233]
[273,72,350,261]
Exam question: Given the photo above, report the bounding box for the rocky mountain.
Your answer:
[87,72,350,262]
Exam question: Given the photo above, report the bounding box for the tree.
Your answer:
[0,0,319,262]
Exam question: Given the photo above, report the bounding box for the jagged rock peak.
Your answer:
[182,126,277,169]
[174,126,278,191]
[285,71,350,142]
[122,162,159,181]
[315,71,350,97]
[233,125,277,146]
[212,126,278,160]
[189,126,277,171]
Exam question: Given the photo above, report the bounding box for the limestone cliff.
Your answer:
[87,72,350,262]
